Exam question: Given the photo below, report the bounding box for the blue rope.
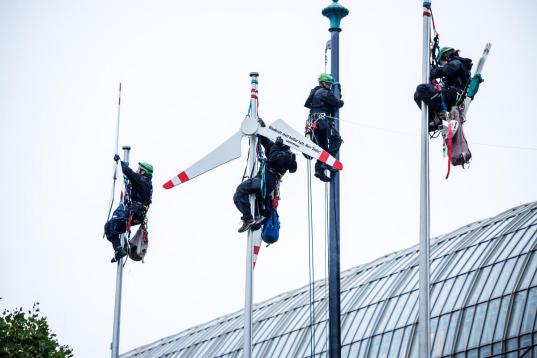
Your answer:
[440,94,448,113]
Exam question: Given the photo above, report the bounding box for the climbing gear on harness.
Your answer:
[318,73,334,84]
[448,107,472,168]
[128,220,149,262]
[441,107,471,178]
[138,162,153,176]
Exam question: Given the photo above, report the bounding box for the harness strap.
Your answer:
[305,112,327,133]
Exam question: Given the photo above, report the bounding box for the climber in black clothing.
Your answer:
[305,73,344,182]
[233,120,297,233]
[414,47,473,131]
[105,155,153,262]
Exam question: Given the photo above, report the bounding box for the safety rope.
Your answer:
[304,121,334,356]
[104,83,122,238]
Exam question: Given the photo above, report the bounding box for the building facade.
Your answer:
[122,201,537,357]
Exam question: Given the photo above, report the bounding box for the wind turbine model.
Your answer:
[163,72,342,358]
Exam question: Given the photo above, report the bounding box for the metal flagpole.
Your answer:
[111,145,130,358]
[243,72,259,358]
[306,160,316,357]
[322,1,348,357]
[419,2,432,357]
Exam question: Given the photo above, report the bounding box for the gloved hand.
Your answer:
[275,136,284,146]
[114,154,121,162]
[258,118,266,127]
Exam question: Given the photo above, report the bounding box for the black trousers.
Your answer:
[414,83,459,120]
[104,204,145,249]
[311,116,342,172]
[104,206,128,250]
[233,173,277,221]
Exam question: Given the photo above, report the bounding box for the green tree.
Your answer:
[0,301,73,358]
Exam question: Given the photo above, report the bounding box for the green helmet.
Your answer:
[437,47,455,62]
[138,162,153,176]
[318,73,334,84]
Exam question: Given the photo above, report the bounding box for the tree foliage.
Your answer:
[0,301,73,358]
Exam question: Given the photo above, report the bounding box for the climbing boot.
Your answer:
[238,218,255,233]
[250,216,266,231]
[314,169,331,182]
[321,163,337,173]
[111,247,127,263]
[428,115,442,132]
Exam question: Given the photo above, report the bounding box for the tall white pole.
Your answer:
[111,145,130,358]
[243,72,259,358]
[419,2,431,358]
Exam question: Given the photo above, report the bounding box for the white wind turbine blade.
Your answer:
[258,119,343,171]
[163,131,243,189]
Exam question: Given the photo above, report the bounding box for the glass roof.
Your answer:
[122,201,537,357]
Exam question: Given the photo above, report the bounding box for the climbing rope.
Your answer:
[304,127,333,356]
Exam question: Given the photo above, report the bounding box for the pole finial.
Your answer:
[322,0,349,31]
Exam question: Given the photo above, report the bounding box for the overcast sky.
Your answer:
[1,0,536,356]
